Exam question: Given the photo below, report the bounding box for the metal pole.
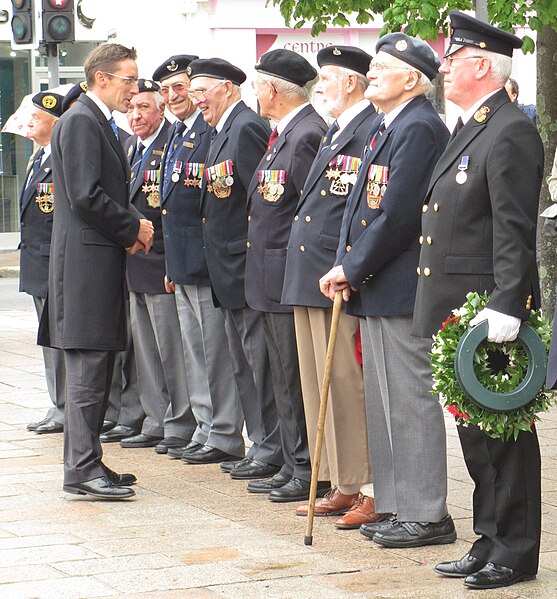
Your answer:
[475,0,488,23]
[46,42,60,88]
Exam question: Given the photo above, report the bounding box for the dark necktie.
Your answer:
[26,148,44,188]
[320,120,339,152]
[449,117,464,143]
[267,127,278,150]
[163,122,187,196]
[370,119,386,150]
[108,116,119,140]
[130,143,145,181]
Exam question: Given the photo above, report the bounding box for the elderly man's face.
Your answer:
[126,92,164,140]
[364,51,415,113]
[314,65,348,119]
[189,77,229,127]
[27,107,57,147]
[159,73,194,121]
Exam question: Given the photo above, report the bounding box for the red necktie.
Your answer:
[370,119,386,150]
[267,127,278,150]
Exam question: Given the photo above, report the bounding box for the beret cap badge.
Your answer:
[167,60,178,72]
[395,39,408,51]
[42,95,57,109]
[186,66,192,75]
[332,47,342,55]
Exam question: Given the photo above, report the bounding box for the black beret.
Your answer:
[317,45,372,77]
[32,92,64,118]
[137,78,160,93]
[446,11,523,58]
[255,49,317,87]
[187,58,246,86]
[376,33,440,81]
[61,80,88,113]
[152,54,199,82]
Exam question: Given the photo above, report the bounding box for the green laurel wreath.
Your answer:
[431,291,555,441]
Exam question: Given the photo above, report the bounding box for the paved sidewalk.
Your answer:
[0,307,556,598]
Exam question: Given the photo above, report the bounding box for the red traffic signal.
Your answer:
[11,0,34,45]
[42,0,74,43]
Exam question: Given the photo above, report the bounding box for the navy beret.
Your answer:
[376,33,440,81]
[317,45,372,77]
[152,55,199,82]
[446,11,523,58]
[32,92,64,118]
[255,49,317,86]
[187,58,246,86]
[137,78,160,93]
[61,81,87,113]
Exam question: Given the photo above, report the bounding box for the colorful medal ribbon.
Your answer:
[206,160,234,198]
[184,162,205,188]
[257,169,287,202]
[366,163,389,209]
[35,182,54,213]
[142,169,161,207]
[326,154,361,196]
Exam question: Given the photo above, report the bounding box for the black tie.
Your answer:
[26,148,44,188]
[130,143,145,180]
[321,120,339,151]
[168,121,186,160]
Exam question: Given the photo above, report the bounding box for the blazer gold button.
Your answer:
[321,190,326,196]
[305,216,311,222]
[419,235,424,244]
[248,215,251,221]
[427,236,432,244]
[162,209,167,215]
[246,242,251,248]
[300,245,305,252]
[361,220,367,226]
[346,245,351,252]
[294,215,299,221]
[417,266,421,275]
[433,203,439,212]
[422,204,428,213]
[201,217,206,223]
[424,267,431,276]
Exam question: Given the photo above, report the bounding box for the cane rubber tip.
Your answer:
[304,535,313,546]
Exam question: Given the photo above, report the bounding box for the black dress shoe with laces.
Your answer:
[247,472,291,493]
[359,514,397,539]
[268,478,331,503]
[434,553,486,578]
[63,476,135,499]
[229,459,281,480]
[464,562,536,589]
[181,445,238,464]
[34,420,63,434]
[372,514,456,548]
[100,425,141,443]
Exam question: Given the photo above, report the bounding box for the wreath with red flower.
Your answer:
[430,291,555,441]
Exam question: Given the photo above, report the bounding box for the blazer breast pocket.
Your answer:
[81,228,118,247]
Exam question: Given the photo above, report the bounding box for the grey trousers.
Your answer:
[360,315,448,522]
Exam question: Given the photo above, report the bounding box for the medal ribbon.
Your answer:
[330,154,361,172]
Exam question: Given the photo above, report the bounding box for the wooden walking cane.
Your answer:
[304,290,343,546]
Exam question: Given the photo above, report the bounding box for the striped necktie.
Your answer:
[108,116,119,140]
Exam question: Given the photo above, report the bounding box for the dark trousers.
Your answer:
[63,349,116,485]
[458,423,541,574]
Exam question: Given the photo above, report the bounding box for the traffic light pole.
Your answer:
[46,42,60,88]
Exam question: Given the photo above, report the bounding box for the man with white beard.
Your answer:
[279,46,381,528]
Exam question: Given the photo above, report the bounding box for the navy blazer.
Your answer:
[282,103,376,308]
[337,95,449,318]
[160,112,212,286]
[125,119,170,294]
[245,104,326,313]
[19,151,54,298]
[200,101,270,309]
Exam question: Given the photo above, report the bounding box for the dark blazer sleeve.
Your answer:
[235,118,269,192]
[57,111,139,247]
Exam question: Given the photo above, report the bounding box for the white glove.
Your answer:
[469,308,521,343]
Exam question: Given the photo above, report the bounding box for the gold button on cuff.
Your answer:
[201,217,206,223]
[346,245,351,252]
[162,209,167,215]
[417,267,421,275]
[419,235,424,244]
[433,203,439,212]
[246,242,251,248]
[422,205,428,213]
[305,216,311,222]
[427,236,432,244]
[248,215,251,221]
[294,215,299,221]
[424,267,431,276]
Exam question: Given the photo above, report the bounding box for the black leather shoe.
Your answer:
[167,441,202,459]
[120,433,163,448]
[155,437,189,454]
[268,478,331,503]
[104,467,137,487]
[464,562,536,589]
[181,445,238,464]
[101,420,117,433]
[359,514,398,539]
[247,472,291,494]
[35,420,63,434]
[230,459,281,480]
[100,425,141,443]
[63,476,135,499]
[220,457,250,473]
[434,553,486,578]
[27,418,50,431]
[373,514,456,548]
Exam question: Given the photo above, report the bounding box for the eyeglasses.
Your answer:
[368,62,414,73]
[443,55,484,66]
[160,82,188,96]
[103,72,139,86]
[187,80,226,101]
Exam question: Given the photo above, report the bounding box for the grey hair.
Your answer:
[255,72,311,101]
[336,66,369,93]
[152,91,165,108]
[474,48,512,84]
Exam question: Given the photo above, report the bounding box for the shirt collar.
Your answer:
[334,100,372,139]
[461,89,501,125]
[276,103,309,135]
[138,120,166,151]
[383,98,413,130]
[215,100,242,133]
[86,90,112,121]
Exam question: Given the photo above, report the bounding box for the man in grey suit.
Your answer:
[21,92,65,435]
[41,43,154,499]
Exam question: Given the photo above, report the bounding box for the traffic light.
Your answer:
[10,0,35,46]
[42,0,74,43]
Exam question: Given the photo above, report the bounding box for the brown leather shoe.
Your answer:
[296,488,359,516]
[335,494,387,529]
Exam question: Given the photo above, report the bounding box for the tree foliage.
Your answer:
[268,0,557,54]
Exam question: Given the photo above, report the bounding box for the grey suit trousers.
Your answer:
[175,284,244,456]
[33,295,65,424]
[130,291,196,439]
[360,315,448,522]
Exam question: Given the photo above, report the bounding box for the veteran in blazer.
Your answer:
[320,34,454,547]
[282,46,376,525]
[42,44,154,499]
[413,13,543,590]
[154,54,245,463]
[21,92,66,436]
[242,49,326,501]
[187,57,282,469]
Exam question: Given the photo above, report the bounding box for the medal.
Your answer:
[327,154,361,197]
[456,155,469,185]
[143,170,161,207]
[205,160,234,198]
[171,173,179,182]
[257,169,287,202]
[35,183,54,213]
[183,162,205,188]
[366,163,389,209]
